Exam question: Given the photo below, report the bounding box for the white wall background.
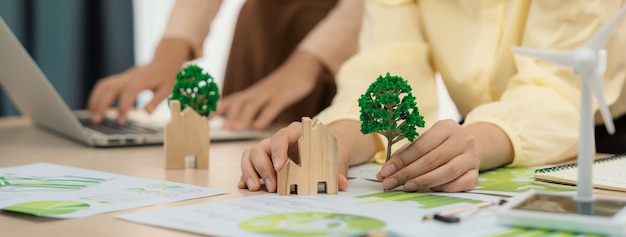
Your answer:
[131,0,459,121]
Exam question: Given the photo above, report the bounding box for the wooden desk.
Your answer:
[0,116,261,237]
[4,116,626,237]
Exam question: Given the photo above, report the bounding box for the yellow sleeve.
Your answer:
[315,0,439,160]
[162,0,222,59]
[464,0,626,167]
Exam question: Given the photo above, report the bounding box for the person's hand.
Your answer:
[87,62,178,124]
[376,119,481,192]
[87,38,191,125]
[238,122,350,192]
[238,120,377,192]
[217,49,323,131]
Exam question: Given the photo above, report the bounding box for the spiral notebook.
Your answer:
[534,153,626,192]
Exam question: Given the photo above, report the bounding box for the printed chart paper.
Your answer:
[118,179,502,237]
[472,168,574,196]
[348,163,574,196]
[0,163,226,218]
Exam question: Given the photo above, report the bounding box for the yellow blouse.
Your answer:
[316,0,626,167]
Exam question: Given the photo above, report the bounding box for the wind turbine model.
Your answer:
[496,7,626,235]
[511,6,626,215]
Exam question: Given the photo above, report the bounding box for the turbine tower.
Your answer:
[511,6,626,215]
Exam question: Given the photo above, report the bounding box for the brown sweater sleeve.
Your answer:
[162,0,222,59]
[298,0,363,75]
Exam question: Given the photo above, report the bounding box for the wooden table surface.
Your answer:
[0,116,264,237]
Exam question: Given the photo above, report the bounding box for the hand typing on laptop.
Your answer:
[87,40,330,131]
[85,0,356,130]
[87,38,187,126]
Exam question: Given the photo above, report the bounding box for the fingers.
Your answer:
[429,169,479,192]
[145,87,172,113]
[238,148,260,190]
[238,121,353,193]
[116,90,140,125]
[377,120,479,192]
[218,72,314,130]
[380,151,477,192]
[88,76,125,123]
[269,122,302,171]
[220,92,277,131]
[215,95,231,116]
[252,100,285,130]
[88,68,146,125]
[221,93,246,130]
[239,138,276,192]
[234,96,266,130]
[239,123,303,193]
[380,139,460,190]
[390,121,456,175]
[402,152,478,192]
[214,97,230,124]
[376,121,460,182]
[250,140,278,192]
[336,143,351,191]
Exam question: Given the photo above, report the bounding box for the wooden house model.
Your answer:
[164,100,210,169]
[277,117,338,195]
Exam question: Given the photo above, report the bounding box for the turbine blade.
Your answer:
[511,47,577,67]
[584,73,615,134]
[587,5,626,51]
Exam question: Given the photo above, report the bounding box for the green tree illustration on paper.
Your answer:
[168,65,220,117]
[358,73,425,161]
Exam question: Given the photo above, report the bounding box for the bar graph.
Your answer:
[0,174,106,191]
[355,191,481,209]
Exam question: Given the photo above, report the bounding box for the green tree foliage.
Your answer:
[169,65,220,117]
[358,73,425,161]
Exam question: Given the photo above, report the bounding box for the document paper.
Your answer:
[0,163,226,218]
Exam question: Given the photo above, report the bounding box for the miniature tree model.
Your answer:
[168,64,220,117]
[358,72,425,162]
[165,65,220,169]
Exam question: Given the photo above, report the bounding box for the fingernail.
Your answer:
[403,181,417,191]
[246,178,255,189]
[265,178,273,191]
[382,178,398,190]
[380,164,396,177]
[273,156,282,170]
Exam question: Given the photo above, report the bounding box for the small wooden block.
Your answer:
[277,117,338,196]
[164,100,210,169]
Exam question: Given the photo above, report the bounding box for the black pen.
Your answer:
[423,200,505,223]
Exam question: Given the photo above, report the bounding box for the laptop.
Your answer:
[0,17,269,147]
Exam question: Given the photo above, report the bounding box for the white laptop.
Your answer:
[0,16,269,147]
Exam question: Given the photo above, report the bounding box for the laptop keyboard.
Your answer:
[79,118,161,135]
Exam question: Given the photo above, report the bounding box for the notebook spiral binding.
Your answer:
[534,153,626,173]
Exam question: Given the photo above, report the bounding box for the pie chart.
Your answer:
[4,200,90,216]
[239,212,385,237]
